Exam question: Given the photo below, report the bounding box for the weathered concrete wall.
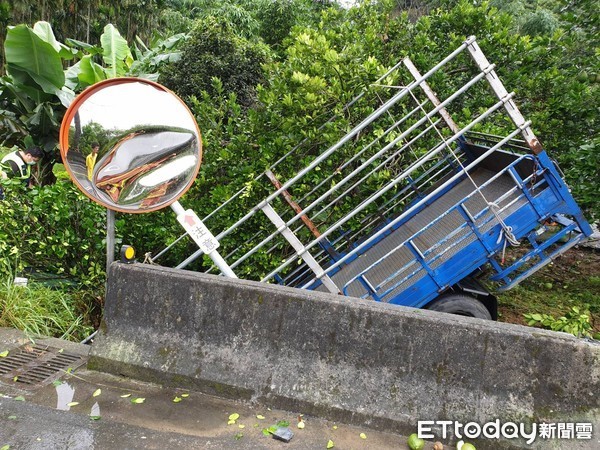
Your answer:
[90,263,600,449]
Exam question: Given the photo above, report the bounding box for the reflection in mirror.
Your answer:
[60,79,202,213]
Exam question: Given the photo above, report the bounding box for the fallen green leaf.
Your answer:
[181,393,189,398]
[67,402,79,407]
[8,416,17,420]
[58,349,64,353]
[52,380,63,387]
[173,396,182,403]
[1,444,10,450]
[120,393,131,398]
[234,432,243,440]
[360,432,367,439]
[92,389,101,397]
[0,351,8,357]
[327,439,335,449]
[89,416,101,421]
[131,397,145,404]
[277,420,290,427]
[12,376,18,382]
[262,424,278,436]
[238,424,245,429]
[14,396,25,402]
[256,414,265,420]
[228,413,240,421]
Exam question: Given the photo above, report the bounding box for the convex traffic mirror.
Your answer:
[59,78,202,213]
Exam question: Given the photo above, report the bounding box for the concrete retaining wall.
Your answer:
[90,263,600,448]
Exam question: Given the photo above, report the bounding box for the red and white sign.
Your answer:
[176,209,220,255]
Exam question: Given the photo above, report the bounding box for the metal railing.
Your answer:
[152,36,547,293]
[340,154,538,300]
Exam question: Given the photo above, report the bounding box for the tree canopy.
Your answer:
[1,0,598,286]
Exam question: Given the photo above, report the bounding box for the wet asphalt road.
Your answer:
[0,328,440,450]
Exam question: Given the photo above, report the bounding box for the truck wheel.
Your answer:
[426,294,492,320]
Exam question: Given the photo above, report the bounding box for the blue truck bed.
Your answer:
[311,146,591,310]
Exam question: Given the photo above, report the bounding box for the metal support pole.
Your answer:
[403,58,460,134]
[170,201,186,217]
[265,170,322,238]
[106,208,115,273]
[170,201,237,278]
[205,251,237,279]
[465,39,543,154]
[260,203,340,294]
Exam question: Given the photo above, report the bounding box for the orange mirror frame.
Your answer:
[59,78,202,213]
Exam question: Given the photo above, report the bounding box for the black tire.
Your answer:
[426,294,492,320]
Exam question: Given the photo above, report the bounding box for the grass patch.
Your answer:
[0,277,94,342]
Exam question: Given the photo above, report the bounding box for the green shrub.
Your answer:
[0,181,108,335]
[524,306,597,339]
[0,180,107,288]
[558,137,600,220]
[159,16,272,107]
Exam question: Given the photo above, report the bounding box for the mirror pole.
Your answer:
[106,208,115,272]
[170,201,237,278]
[170,200,186,217]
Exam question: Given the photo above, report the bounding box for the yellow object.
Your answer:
[120,245,136,263]
[86,152,97,180]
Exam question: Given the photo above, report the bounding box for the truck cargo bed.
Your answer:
[315,167,528,302]
[153,36,592,317]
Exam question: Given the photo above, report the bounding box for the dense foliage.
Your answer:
[0,21,141,185]
[0,0,598,338]
[0,174,106,334]
[0,177,106,285]
[159,17,272,106]
[1,0,170,67]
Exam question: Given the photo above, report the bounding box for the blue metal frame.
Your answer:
[318,147,592,309]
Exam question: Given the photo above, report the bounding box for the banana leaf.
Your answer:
[4,24,64,97]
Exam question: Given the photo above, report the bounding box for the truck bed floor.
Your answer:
[316,168,529,301]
